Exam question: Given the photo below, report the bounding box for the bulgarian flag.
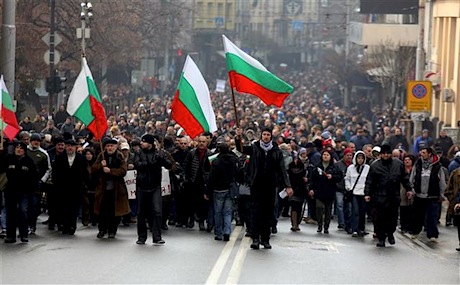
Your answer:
[0,75,20,140]
[67,57,108,140]
[223,35,294,107]
[171,55,217,139]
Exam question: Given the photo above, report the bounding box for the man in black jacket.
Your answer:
[183,135,212,231]
[3,142,38,243]
[408,147,446,242]
[364,144,412,247]
[52,139,88,235]
[236,127,292,249]
[133,134,173,245]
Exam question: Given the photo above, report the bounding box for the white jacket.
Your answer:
[345,151,370,196]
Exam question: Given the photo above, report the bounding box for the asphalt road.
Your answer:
[1,214,459,284]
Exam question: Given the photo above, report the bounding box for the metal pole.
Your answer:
[81,14,86,56]
[48,0,56,118]
[415,0,426,81]
[1,0,16,103]
[413,0,426,147]
[344,0,351,110]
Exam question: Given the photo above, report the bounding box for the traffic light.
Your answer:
[46,77,54,93]
[53,75,67,93]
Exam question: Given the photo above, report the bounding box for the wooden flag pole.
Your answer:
[230,87,244,151]
[230,87,239,128]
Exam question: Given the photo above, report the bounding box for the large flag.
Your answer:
[222,35,294,107]
[171,55,217,139]
[67,57,108,140]
[0,75,20,140]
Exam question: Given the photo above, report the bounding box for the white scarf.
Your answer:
[260,140,273,153]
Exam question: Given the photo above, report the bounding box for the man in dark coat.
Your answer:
[364,144,412,247]
[236,127,292,249]
[434,129,453,157]
[183,135,212,231]
[52,139,88,235]
[171,136,189,227]
[3,142,38,243]
[206,143,238,241]
[133,134,173,245]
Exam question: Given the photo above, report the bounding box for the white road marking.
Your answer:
[205,226,242,285]
[225,235,251,284]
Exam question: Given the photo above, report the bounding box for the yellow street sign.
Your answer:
[407,80,432,112]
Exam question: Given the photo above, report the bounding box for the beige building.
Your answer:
[430,0,460,129]
[192,0,236,30]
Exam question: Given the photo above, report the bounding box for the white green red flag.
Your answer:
[67,57,108,140]
[171,55,217,139]
[222,35,294,107]
[0,75,20,140]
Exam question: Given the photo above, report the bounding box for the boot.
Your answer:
[290,211,299,231]
[250,239,260,250]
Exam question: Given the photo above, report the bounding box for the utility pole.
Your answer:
[413,0,426,144]
[1,0,16,103]
[48,0,56,117]
[344,0,351,110]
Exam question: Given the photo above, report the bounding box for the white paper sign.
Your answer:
[125,170,137,199]
[161,167,171,196]
[215,79,226,93]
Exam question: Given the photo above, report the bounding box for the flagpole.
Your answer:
[230,87,244,152]
[0,114,4,151]
[230,87,239,128]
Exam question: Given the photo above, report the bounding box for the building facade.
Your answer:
[430,0,460,129]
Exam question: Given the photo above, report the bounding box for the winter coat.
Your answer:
[91,151,130,217]
[133,147,173,191]
[207,152,238,194]
[410,155,446,198]
[335,159,351,193]
[345,151,370,196]
[389,135,410,152]
[235,139,291,189]
[183,148,212,186]
[445,168,460,216]
[287,159,308,201]
[310,161,343,202]
[4,154,38,194]
[52,152,88,197]
[448,157,460,174]
[435,135,453,156]
[365,157,411,205]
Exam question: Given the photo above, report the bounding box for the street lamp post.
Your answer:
[78,1,93,57]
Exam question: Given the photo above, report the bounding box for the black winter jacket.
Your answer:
[4,154,38,194]
[133,147,173,191]
[235,139,291,189]
[364,158,411,205]
[310,162,343,202]
[208,152,238,193]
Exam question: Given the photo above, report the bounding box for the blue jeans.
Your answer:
[1,191,6,230]
[336,192,352,229]
[352,195,366,232]
[213,191,233,238]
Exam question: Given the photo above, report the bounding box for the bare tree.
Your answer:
[363,40,416,123]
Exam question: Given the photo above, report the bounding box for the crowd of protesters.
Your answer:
[1,65,460,251]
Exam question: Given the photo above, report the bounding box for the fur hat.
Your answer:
[141,134,155,145]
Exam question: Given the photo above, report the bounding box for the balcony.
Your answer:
[349,21,418,47]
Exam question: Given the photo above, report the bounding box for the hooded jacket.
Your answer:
[207,152,238,193]
[345,151,370,196]
[410,154,446,198]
